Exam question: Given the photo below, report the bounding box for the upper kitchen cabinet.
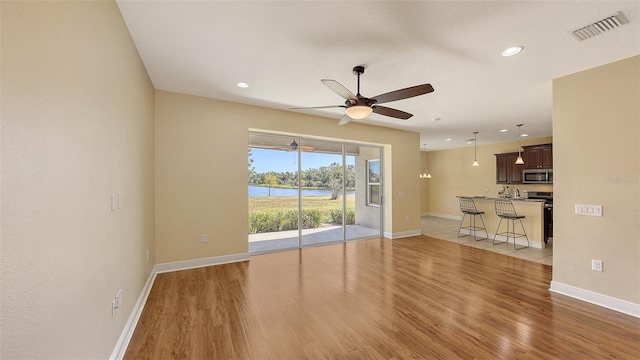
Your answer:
[496,152,524,184]
[522,143,553,169]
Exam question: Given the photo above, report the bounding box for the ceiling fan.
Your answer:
[290,65,434,125]
[256,139,315,152]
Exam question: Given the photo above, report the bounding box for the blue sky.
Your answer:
[249,148,354,173]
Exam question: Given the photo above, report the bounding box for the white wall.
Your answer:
[1,1,155,358]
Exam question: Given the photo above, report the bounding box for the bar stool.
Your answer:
[493,199,530,249]
[457,197,488,240]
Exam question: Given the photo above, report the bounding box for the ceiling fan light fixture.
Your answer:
[345,105,373,119]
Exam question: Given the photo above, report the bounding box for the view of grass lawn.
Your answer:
[249,195,355,214]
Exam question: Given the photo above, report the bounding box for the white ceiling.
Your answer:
[116,1,640,151]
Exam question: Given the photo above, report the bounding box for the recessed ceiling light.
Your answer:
[236,82,249,88]
[500,129,508,132]
[502,46,524,57]
[445,138,452,142]
[521,133,529,137]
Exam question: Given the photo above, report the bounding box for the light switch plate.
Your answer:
[575,204,603,216]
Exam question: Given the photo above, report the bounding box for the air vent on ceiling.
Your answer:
[571,11,629,41]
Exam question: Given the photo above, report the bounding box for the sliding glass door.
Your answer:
[300,140,348,247]
[248,134,300,253]
[248,133,382,254]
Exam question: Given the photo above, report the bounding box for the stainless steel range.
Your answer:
[528,191,553,243]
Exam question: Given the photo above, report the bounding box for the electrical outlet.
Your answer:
[111,194,117,211]
[591,259,603,272]
[201,234,208,243]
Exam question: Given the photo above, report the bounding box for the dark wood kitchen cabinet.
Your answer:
[522,143,553,169]
[495,152,524,184]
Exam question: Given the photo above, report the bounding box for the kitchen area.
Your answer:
[420,139,554,261]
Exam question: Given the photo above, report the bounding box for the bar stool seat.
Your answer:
[457,197,488,240]
[493,199,530,249]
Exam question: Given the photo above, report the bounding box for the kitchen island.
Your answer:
[457,196,547,249]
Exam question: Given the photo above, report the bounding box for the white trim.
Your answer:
[550,281,640,318]
[110,265,158,360]
[384,229,422,239]
[155,253,250,274]
[425,212,461,221]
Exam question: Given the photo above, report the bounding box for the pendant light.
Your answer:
[515,124,524,165]
[472,131,479,167]
[419,143,432,179]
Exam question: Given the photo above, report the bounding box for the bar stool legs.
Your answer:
[457,197,488,241]
[493,199,530,250]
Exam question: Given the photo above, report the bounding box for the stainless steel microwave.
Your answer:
[523,169,553,184]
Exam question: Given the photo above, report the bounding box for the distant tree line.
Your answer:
[249,163,354,188]
[249,161,355,200]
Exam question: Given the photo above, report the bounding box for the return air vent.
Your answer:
[571,12,629,41]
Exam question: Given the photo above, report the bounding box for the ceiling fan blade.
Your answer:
[372,105,413,120]
[289,105,346,110]
[371,84,434,104]
[338,114,352,126]
[321,79,357,101]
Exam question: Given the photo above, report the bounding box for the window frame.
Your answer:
[367,159,381,207]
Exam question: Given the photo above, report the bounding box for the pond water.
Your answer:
[249,185,355,197]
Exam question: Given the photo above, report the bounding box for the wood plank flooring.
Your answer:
[124,236,640,359]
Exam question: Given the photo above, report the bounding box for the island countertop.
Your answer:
[455,196,546,248]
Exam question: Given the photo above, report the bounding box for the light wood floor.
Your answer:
[125,236,639,359]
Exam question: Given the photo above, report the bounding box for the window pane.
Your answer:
[369,185,380,205]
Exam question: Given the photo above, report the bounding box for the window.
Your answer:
[367,159,380,207]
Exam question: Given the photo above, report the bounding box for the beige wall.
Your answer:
[155,90,421,263]
[424,136,553,217]
[552,56,639,303]
[1,1,155,359]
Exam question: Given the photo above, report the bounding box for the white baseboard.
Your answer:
[549,281,640,318]
[384,229,422,239]
[155,252,250,274]
[425,212,461,221]
[110,265,157,360]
